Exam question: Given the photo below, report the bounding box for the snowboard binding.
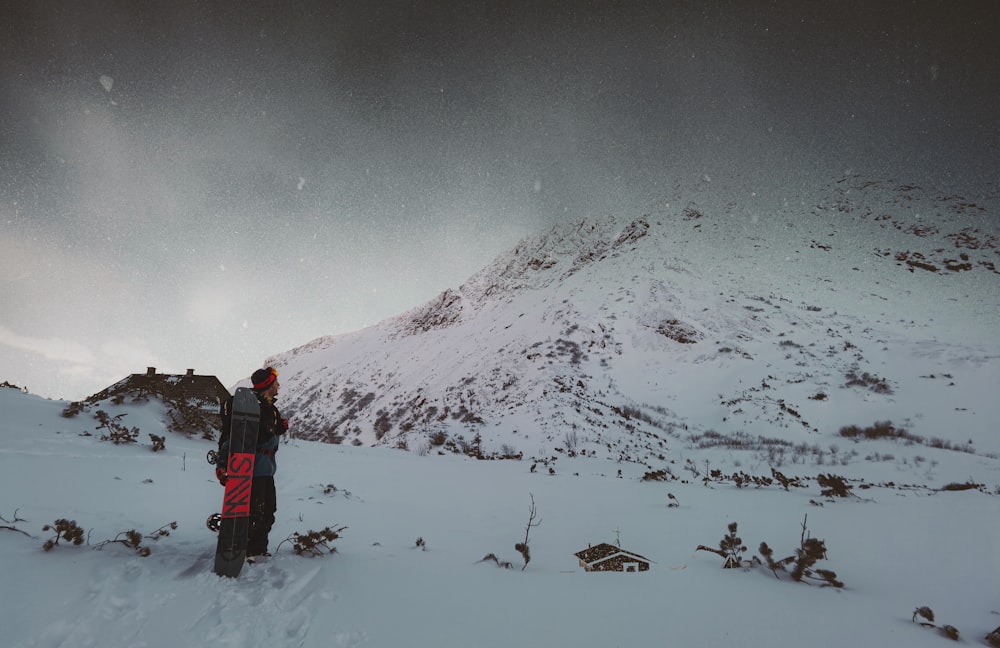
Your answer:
[206,513,222,533]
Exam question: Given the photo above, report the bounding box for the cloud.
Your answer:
[99,337,163,372]
[0,325,96,364]
[184,285,235,326]
[0,324,168,400]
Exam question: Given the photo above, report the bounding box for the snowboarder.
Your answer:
[216,367,288,560]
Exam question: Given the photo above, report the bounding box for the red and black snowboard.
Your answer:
[213,387,259,578]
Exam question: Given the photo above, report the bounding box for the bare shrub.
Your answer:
[478,553,513,569]
[61,401,86,418]
[95,410,139,444]
[844,368,893,394]
[95,522,176,557]
[758,515,843,588]
[563,430,579,454]
[42,519,85,551]
[940,481,983,492]
[1,508,32,537]
[276,525,347,556]
[912,606,961,641]
[515,494,541,571]
[817,474,853,498]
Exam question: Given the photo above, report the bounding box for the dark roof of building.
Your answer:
[90,367,230,405]
[574,543,651,565]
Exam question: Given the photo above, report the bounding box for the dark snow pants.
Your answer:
[247,476,276,556]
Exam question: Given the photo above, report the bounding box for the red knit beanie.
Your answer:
[251,367,278,390]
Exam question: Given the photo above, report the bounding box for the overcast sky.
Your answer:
[1,0,997,400]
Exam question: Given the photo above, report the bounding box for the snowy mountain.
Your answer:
[2,173,998,648]
[269,174,999,481]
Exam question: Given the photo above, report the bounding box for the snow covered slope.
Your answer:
[269,174,999,481]
[1,175,997,648]
[2,379,999,648]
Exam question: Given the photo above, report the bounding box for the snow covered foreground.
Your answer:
[1,388,998,648]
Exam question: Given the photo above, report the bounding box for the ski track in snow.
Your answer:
[19,551,333,648]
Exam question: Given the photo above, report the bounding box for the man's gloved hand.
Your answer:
[215,467,227,485]
[281,417,289,431]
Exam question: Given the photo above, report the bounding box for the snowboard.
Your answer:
[213,386,259,578]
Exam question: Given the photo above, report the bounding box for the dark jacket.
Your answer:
[218,391,286,477]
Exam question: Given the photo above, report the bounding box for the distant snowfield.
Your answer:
[1,384,998,648]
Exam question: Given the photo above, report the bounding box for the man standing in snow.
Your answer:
[216,366,288,561]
